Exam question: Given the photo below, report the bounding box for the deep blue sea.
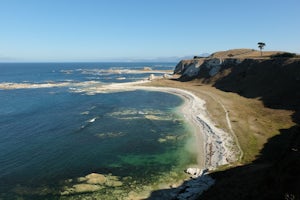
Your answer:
[0,63,197,199]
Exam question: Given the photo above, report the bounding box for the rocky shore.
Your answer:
[0,66,242,199]
[0,77,241,199]
[69,81,240,199]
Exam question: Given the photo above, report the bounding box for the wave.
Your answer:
[0,81,101,90]
[95,132,125,139]
[79,116,98,130]
[60,70,73,74]
[80,111,90,115]
[78,68,172,76]
[116,77,126,80]
[87,117,97,123]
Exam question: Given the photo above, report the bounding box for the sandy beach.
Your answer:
[87,80,241,199]
[65,80,240,170]
[0,78,241,199]
[66,79,240,199]
[0,78,240,168]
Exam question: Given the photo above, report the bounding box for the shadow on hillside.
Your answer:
[202,58,300,199]
[146,122,300,200]
[147,59,300,199]
[213,58,300,111]
[200,121,300,200]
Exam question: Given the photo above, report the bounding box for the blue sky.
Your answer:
[0,0,299,61]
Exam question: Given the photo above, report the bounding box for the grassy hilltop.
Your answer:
[190,49,300,200]
[147,49,300,199]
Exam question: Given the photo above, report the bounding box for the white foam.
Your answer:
[0,81,101,90]
[116,77,126,80]
[88,117,97,123]
[80,111,90,115]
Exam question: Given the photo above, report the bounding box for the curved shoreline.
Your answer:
[72,81,240,199]
[126,85,239,170]
[0,80,240,199]
[94,82,240,199]
[71,80,240,168]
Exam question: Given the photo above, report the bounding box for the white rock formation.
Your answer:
[185,168,203,177]
[174,57,243,79]
[148,74,155,80]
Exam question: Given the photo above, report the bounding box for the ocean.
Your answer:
[0,63,197,199]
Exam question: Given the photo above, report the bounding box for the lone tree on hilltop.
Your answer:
[258,42,266,56]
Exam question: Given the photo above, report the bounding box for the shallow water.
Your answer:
[0,63,197,199]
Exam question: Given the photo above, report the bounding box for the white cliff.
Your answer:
[174,55,243,80]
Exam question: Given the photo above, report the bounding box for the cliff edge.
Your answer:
[174,49,300,110]
[173,49,300,200]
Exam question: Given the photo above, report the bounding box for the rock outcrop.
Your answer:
[176,59,300,108]
[174,50,245,81]
[174,59,205,79]
[61,173,123,195]
[174,50,300,109]
[185,168,206,178]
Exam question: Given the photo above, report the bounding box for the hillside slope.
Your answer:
[174,49,300,110]
[173,49,300,200]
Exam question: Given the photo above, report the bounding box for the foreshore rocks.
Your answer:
[61,173,123,195]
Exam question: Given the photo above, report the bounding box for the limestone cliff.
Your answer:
[174,49,292,78]
[174,49,300,109]
[174,49,257,81]
[174,57,243,81]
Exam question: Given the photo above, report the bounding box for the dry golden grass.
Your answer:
[143,79,295,164]
[210,48,284,59]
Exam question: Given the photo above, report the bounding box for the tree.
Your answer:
[257,42,266,56]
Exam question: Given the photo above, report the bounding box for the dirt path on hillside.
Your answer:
[144,79,295,163]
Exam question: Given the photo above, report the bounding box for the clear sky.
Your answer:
[0,0,299,61]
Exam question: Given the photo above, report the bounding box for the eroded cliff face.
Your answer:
[174,57,242,81]
[174,55,300,111]
[174,59,204,78]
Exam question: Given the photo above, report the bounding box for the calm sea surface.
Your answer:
[0,63,197,199]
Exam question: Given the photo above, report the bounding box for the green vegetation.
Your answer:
[257,42,266,56]
[145,53,300,199]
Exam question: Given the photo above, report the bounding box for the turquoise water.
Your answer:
[0,63,197,199]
